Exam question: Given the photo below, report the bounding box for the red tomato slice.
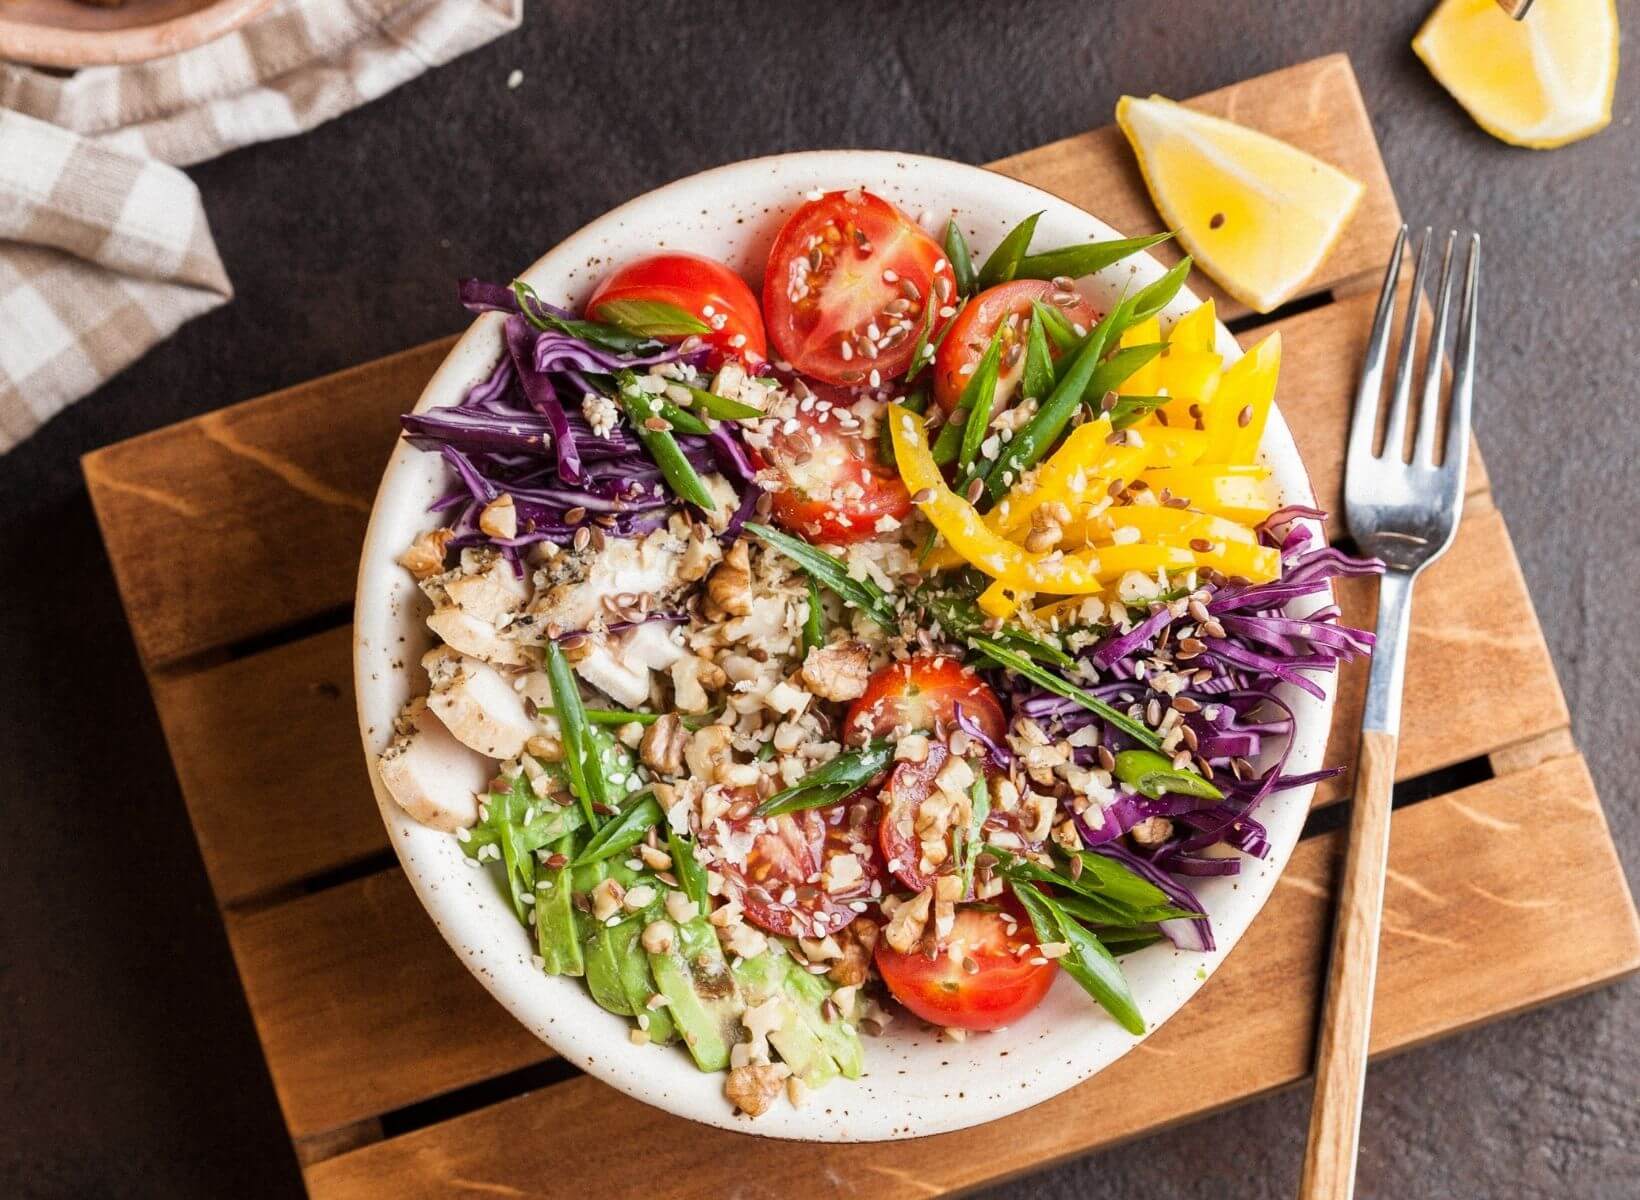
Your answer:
[844,653,1007,745]
[746,383,910,544]
[932,279,1098,413]
[587,252,767,369]
[874,901,1056,1030]
[762,190,952,385]
[705,805,870,939]
[878,741,950,891]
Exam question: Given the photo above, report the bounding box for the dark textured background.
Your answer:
[2,2,1636,1196]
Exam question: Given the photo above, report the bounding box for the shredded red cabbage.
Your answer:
[400,278,758,566]
[1013,513,1383,951]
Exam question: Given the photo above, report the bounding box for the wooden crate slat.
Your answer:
[83,339,454,669]
[227,870,551,1139]
[990,53,1400,320]
[302,754,1640,1198]
[84,54,1394,671]
[149,625,380,905]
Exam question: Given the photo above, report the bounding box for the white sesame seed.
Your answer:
[506,69,524,89]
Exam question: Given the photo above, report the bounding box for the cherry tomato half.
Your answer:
[932,279,1098,413]
[762,190,953,385]
[746,383,910,544]
[877,740,949,892]
[844,653,1007,745]
[587,252,767,369]
[705,802,874,939]
[875,901,1056,1031]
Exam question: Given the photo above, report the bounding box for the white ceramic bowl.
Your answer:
[354,151,1335,1141]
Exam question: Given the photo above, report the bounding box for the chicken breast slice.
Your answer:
[426,607,531,667]
[527,526,689,633]
[377,699,488,831]
[423,646,537,759]
[573,621,687,708]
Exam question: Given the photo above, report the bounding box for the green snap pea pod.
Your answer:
[1113,749,1224,800]
[616,371,717,511]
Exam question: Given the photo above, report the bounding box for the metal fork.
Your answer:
[1298,226,1479,1200]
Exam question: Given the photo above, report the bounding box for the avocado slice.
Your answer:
[534,834,583,977]
[734,948,837,1089]
[647,915,744,1072]
[572,860,633,1016]
[781,951,865,1079]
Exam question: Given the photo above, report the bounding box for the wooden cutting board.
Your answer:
[82,53,1639,1198]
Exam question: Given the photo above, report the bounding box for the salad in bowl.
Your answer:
[355,154,1378,1138]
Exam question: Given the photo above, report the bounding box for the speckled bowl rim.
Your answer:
[354,150,1335,1142]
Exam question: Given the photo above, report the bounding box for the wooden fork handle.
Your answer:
[1299,729,1398,1200]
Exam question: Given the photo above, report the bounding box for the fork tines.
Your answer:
[1351,226,1482,478]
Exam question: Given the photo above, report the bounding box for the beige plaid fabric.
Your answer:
[0,0,521,453]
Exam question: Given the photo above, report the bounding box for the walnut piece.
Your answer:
[725,1064,788,1117]
[685,724,734,783]
[639,713,688,776]
[827,917,879,987]
[671,655,728,713]
[677,523,722,583]
[799,641,871,702]
[397,528,454,579]
[882,887,933,954]
[1129,815,1175,847]
[704,539,753,618]
[478,493,517,539]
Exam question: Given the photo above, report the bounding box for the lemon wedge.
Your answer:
[1413,0,1618,149]
[1116,95,1365,314]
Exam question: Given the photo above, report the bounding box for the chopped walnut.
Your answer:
[671,655,728,713]
[590,877,625,921]
[883,887,933,954]
[677,525,722,583]
[685,724,734,783]
[397,528,454,579]
[704,539,753,619]
[725,1064,789,1118]
[640,920,676,954]
[799,641,872,701]
[478,493,517,539]
[828,918,879,986]
[640,713,688,776]
[1130,815,1175,847]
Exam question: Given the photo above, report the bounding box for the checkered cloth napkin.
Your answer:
[0,0,520,454]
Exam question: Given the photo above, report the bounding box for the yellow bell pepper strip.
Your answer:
[1166,299,1218,352]
[1137,465,1276,525]
[1065,502,1259,548]
[889,404,1107,594]
[1117,316,1163,396]
[1201,331,1281,465]
[1092,542,1197,580]
[1190,538,1281,582]
[978,579,1027,619]
[1158,348,1222,426]
[993,421,1210,541]
[989,417,1114,537]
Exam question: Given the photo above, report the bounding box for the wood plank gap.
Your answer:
[1487,726,1576,777]
[294,1119,383,1167]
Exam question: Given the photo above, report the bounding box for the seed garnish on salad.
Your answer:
[379,188,1381,1118]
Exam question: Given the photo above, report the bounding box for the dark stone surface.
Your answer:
[1,2,1635,1196]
